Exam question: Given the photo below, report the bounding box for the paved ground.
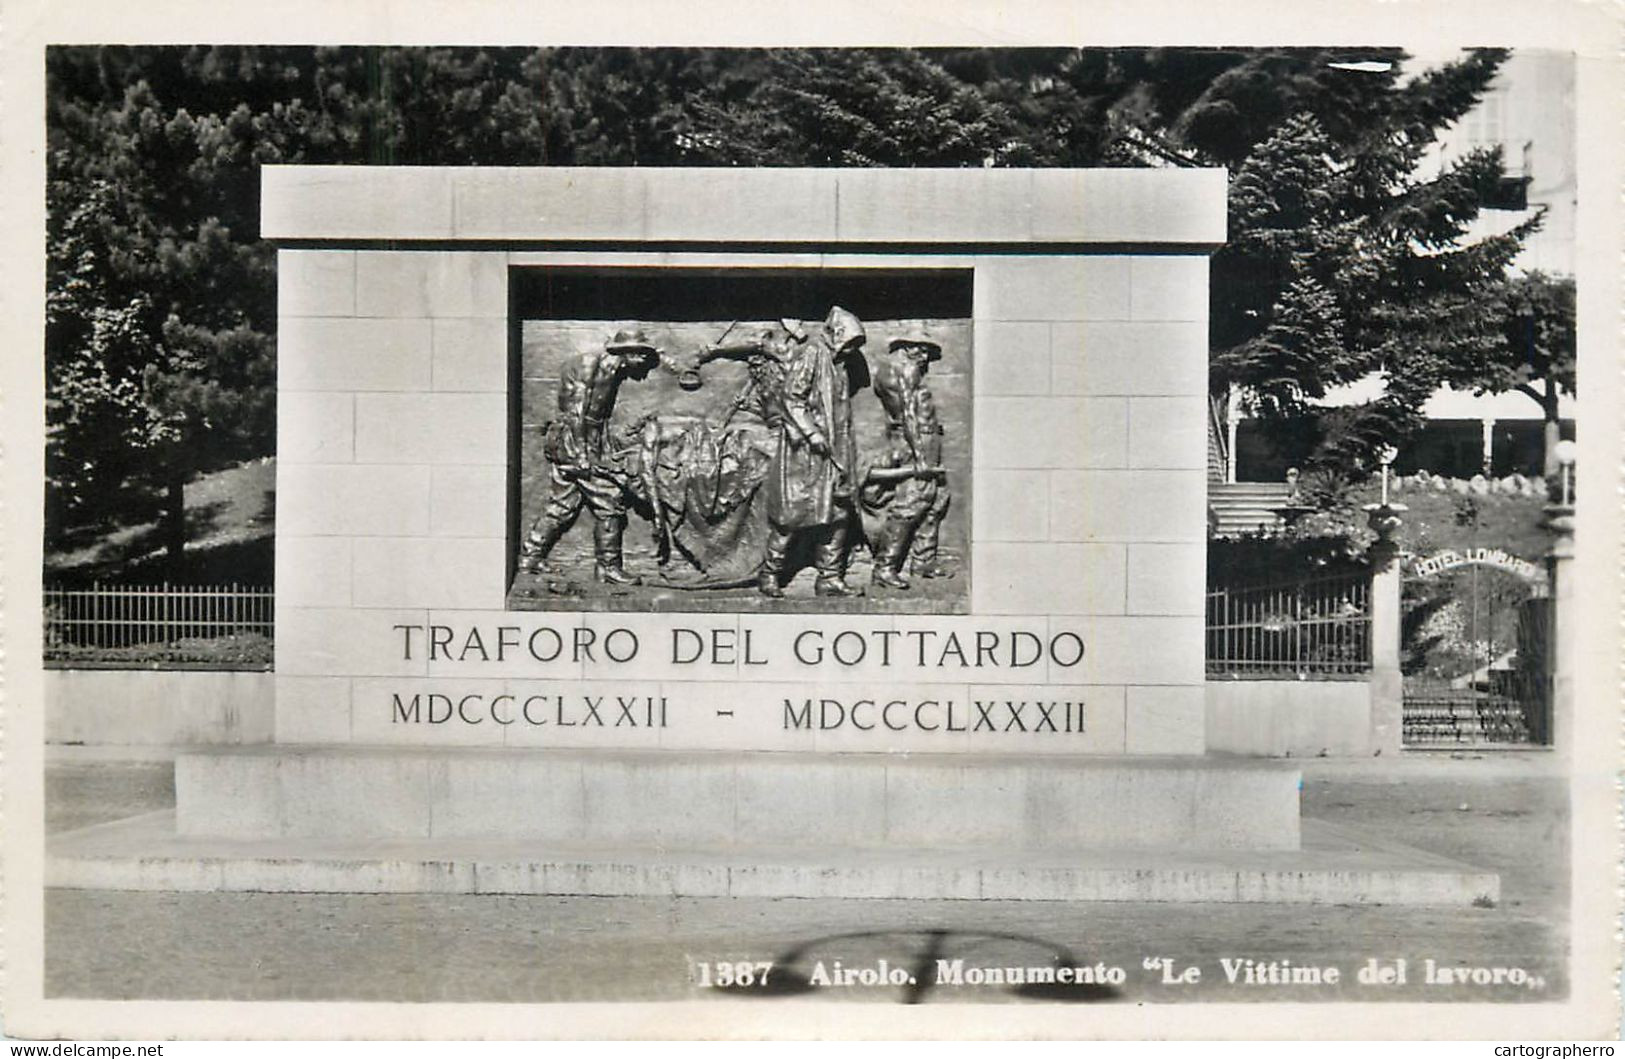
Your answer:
[44,752,1568,1005]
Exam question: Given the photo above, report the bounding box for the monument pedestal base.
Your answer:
[43,746,1498,904]
[48,812,1497,905]
[173,746,1301,851]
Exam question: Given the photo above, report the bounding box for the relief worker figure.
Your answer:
[697,318,805,433]
[519,328,659,585]
[757,306,868,599]
[862,327,954,589]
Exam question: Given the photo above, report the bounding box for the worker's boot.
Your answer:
[909,520,955,579]
[592,516,642,585]
[518,516,569,574]
[813,520,863,598]
[869,520,913,590]
[757,527,790,599]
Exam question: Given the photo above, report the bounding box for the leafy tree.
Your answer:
[45,179,167,533]
[1449,271,1574,475]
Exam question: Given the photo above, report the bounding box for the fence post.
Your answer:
[1365,502,1407,755]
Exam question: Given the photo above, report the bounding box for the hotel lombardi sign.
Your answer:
[1409,547,1544,583]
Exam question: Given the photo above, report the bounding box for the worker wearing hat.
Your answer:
[865,325,954,589]
[519,328,659,585]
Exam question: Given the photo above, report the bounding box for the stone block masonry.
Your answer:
[176,747,1301,851]
[263,166,1226,760]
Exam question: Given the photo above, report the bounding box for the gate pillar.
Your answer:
[1543,497,1576,758]
[1366,502,1406,755]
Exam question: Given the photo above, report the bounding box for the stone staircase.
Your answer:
[1207,481,1292,538]
[1403,693,1536,747]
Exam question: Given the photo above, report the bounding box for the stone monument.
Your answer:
[49,166,1496,904]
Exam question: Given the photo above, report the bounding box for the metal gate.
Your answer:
[1402,548,1552,748]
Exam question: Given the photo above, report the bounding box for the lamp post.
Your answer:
[1542,439,1576,569]
[1551,439,1576,508]
[1363,445,1407,559]
[1377,444,1399,507]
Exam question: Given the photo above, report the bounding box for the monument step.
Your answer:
[176,746,1301,852]
[48,811,1497,906]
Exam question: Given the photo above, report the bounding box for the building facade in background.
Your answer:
[1224,50,1576,489]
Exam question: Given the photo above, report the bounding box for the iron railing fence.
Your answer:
[1206,568,1372,677]
[43,582,273,669]
[1207,392,1230,484]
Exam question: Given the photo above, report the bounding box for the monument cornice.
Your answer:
[260,164,1229,248]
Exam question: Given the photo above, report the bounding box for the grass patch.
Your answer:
[44,632,272,670]
[47,459,275,584]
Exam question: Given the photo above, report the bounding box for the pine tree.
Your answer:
[47,52,284,563]
[678,49,1030,167]
[676,46,1534,482]
[1113,48,1536,482]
